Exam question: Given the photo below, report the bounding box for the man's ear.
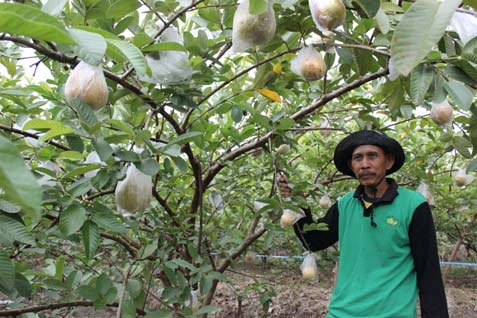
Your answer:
[385,153,395,170]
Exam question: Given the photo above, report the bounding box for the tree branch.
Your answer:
[181,47,301,130]
[0,124,69,151]
[202,68,389,188]
[100,232,138,258]
[0,301,146,317]
[1,35,183,135]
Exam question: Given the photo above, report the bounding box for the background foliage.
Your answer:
[0,0,476,317]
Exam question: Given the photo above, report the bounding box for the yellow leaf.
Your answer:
[272,63,282,74]
[257,88,282,103]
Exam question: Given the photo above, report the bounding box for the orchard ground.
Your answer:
[1,257,476,317]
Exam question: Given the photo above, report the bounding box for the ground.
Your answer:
[212,259,477,318]
[1,259,476,317]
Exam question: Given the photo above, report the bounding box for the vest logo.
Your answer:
[386,216,399,227]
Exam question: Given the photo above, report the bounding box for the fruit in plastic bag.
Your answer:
[300,253,319,280]
[64,61,108,110]
[115,164,153,213]
[280,209,304,227]
[231,0,276,53]
[309,0,346,32]
[454,168,474,187]
[319,194,332,209]
[245,251,257,262]
[430,100,453,126]
[291,47,327,81]
[276,144,291,155]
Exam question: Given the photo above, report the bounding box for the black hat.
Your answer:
[333,130,405,177]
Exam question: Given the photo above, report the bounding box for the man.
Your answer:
[279,130,449,318]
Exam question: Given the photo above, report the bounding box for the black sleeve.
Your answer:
[293,203,339,252]
[409,202,449,318]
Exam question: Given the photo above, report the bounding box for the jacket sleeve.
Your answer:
[409,202,449,318]
[293,203,339,252]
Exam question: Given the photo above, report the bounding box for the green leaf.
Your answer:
[444,80,474,110]
[169,131,203,146]
[15,273,32,298]
[106,119,136,137]
[249,0,267,15]
[275,118,295,130]
[466,157,477,172]
[353,0,381,18]
[136,158,160,176]
[77,285,100,301]
[96,273,113,296]
[410,64,434,105]
[69,98,100,127]
[0,3,75,44]
[143,42,187,52]
[91,203,124,231]
[82,221,100,259]
[106,0,140,19]
[0,213,35,245]
[0,251,15,291]
[453,136,473,158]
[23,118,74,142]
[462,37,477,64]
[374,8,389,34]
[59,204,87,236]
[391,0,461,76]
[115,150,141,162]
[58,151,84,160]
[68,28,107,66]
[0,135,42,221]
[194,305,222,315]
[0,199,21,214]
[144,310,173,318]
[92,137,114,162]
[42,0,67,17]
[106,38,148,77]
[172,259,197,272]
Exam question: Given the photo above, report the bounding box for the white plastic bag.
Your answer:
[454,168,474,187]
[309,0,346,32]
[300,252,319,280]
[280,208,304,227]
[115,164,153,214]
[430,100,453,126]
[231,0,276,53]
[140,24,192,84]
[319,194,332,209]
[290,47,327,81]
[64,61,108,110]
[416,181,435,207]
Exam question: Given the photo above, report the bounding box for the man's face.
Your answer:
[349,145,395,187]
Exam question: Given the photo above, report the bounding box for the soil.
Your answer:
[212,260,477,318]
[1,259,476,317]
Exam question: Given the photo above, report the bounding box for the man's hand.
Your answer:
[278,172,291,198]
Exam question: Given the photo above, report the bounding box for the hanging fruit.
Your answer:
[309,0,346,32]
[291,47,327,81]
[64,61,108,110]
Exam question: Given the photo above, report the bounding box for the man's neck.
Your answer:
[363,178,389,199]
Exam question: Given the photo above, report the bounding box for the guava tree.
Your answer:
[0,0,476,317]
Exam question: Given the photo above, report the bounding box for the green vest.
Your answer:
[327,188,426,318]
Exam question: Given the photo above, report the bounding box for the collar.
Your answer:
[353,178,399,206]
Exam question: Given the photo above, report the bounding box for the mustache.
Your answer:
[358,173,375,178]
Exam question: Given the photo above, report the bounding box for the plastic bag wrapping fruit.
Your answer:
[300,252,319,280]
[140,24,192,84]
[454,168,474,187]
[231,0,276,53]
[309,0,346,32]
[290,47,327,81]
[280,208,304,227]
[115,164,153,214]
[430,100,453,127]
[64,61,108,110]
